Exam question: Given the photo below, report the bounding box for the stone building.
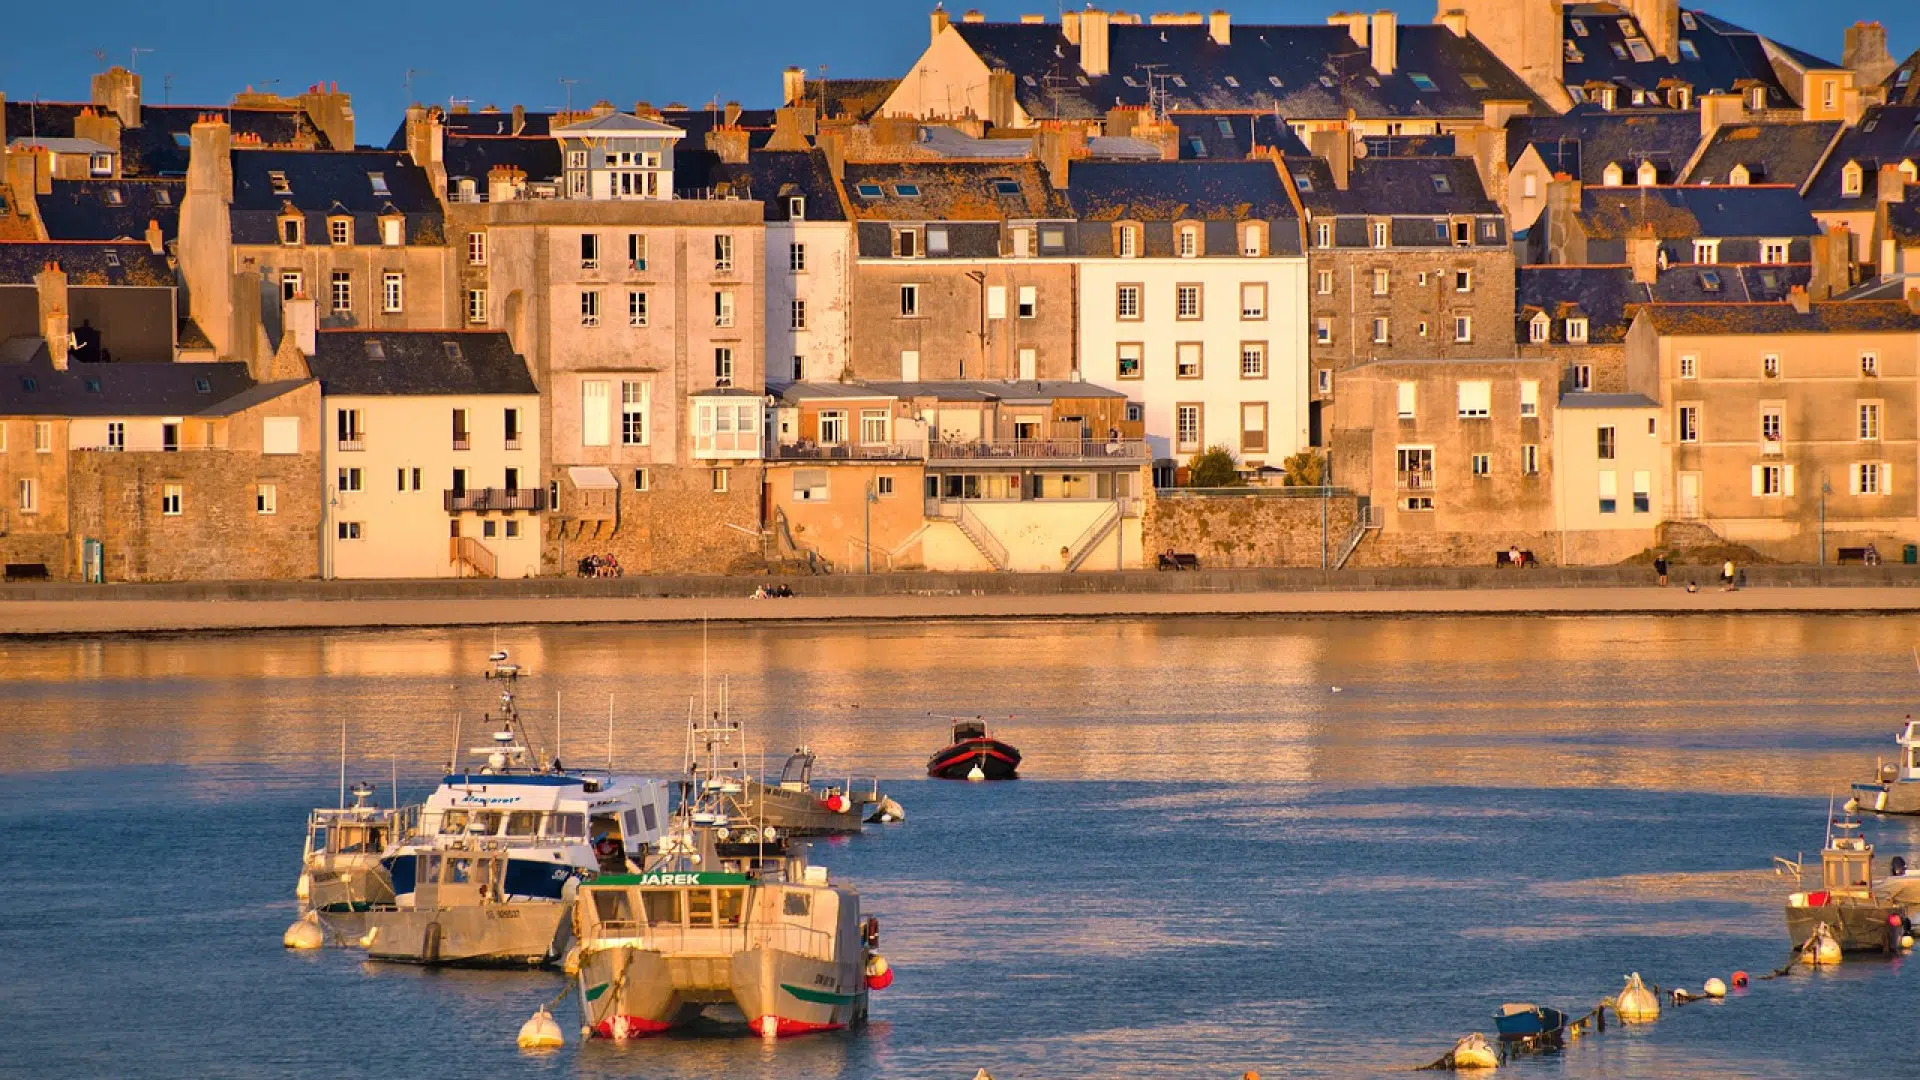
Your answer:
[0,245,176,364]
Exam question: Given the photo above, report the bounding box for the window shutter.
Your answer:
[1850,463,1862,495]
[1751,466,1764,497]
[1884,463,1894,494]
[1783,465,1796,497]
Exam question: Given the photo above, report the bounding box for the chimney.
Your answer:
[1081,8,1111,78]
[1328,12,1368,48]
[783,66,806,106]
[283,294,317,357]
[1878,163,1907,205]
[1019,14,1045,23]
[511,104,526,135]
[1810,223,1853,299]
[817,119,850,180]
[765,105,817,151]
[1062,9,1082,42]
[988,69,1017,127]
[186,113,233,203]
[706,125,751,164]
[1307,128,1352,190]
[296,82,356,149]
[36,262,69,371]
[963,8,987,23]
[1627,0,1679,63]
[724,100,743,127]
[145,217,164,255]
[931,4,951,44]
[1033,123,1086,188]
[404,105,448,205]
[72,108,123,176]
[1626,224,1660,285]
[1786,285,1810,315]
[1208,10,1229,46]
[1907,288,1920,317]
[1699,92,1742,140]
[89,66,142,129]
[1844,22,1897,87]
[487,164,526,203]
[1370,10,1397,75]
[1437,8,1468,36]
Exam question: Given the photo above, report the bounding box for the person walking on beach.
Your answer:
[1653,554,1669,587]
[1721,559,1736,591]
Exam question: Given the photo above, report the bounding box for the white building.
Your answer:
[553,112,683,201]
[746,151,853,384]
[309,329,543,579]
[1067,160,1311,482]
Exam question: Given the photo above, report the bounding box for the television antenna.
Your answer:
[405,68,430,103]
[130,47,153,73]
[1137,63,1171,121]
[558,77,580,114]
[163,74,175,104]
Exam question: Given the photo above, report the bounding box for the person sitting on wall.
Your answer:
[1866,543,1881,566]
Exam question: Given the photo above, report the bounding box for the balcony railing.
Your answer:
[771,442,922,461]
[1397,471,1434,490]
[444,488,546,513]
[928,438,1149,462]
[452,436,471,451]
[337,438,365,452]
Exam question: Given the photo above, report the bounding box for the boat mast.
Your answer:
[338,716,347,810]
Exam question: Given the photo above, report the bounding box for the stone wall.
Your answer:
[1349,528,1563,568]
[1145,491,1360,568]
[547,463,764,574]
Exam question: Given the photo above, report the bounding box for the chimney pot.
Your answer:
[1208,10,1229,46]
[1370,10,1398,76]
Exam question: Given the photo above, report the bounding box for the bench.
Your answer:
[3,562,49,581]
[1495,550,1536,568]
[1158,552,1201,571]
[1837,546,1879,565]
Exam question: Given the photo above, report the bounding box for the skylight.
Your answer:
[991,177,1021,196]
[1216,118,1235,137]
[1570,18,1588,36]
[1123,76,1140,87]
[1268,75,1282,88]
[1189,137,1209,158]
[86,378,102,393]
[154,189,172,205]
[856,183,883,198]
[1171,75,1187,88]
[1223,75,1239,88]
[1408,73,1437,91]
[1319,75,1335,89]
[369,172,390,195]
[173,132,191,147]
[269,171,291,195]
[20,377,36,392]
[195,377,211,393]
[1292,172,1313,192]
[1431,174,1452,193]
[1678,39,1700,60]
[1680,12,1697,30]
[105,189,124,206]
[1700,269,1723,292]
[1462,74,1488,90]
[1366,75,1382,88]
[104,250,120,267]
[443,342,464,361]
[1626,39,1655,62]
[892,183,921,197]
[364,340,386,360]
[1609,42,1628,59]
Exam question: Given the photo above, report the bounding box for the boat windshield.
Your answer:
[952,720,986,742]
[331,824,387,853]
[506,811,541,837]
[1824,850,1873,892]
[778,752,813,786]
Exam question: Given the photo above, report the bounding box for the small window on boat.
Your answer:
[472,811,503,835]
[593,889,634,925]
[643,890,683,926]
[439,810,469,835]
[562,812,587,838]
[641,803,658,832]
[687,888,716,927]
[446,857,475,885]
[717,888,746,927]
[783,892,812,917]
[506,811,540,836]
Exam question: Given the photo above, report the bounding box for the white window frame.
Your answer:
[468,230,487,266]
[629,291,648,327]
[381,271,403,313]
[581,380,611,447]
[581,290,601,327]
[621,380,649,446]
[161,483,183,516]
[466,288,487,325]
[789,242,807,273]
[1519,381,1539,417]
[1240,283,1265,320]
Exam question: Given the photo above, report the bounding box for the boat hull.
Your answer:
[927,738,1021,780]
[1785,901,1906,954]
[355,902,571,967]
[578,944,866,1038]
[1850,780,1920,815]
[304,853,395,914]
[727,780,875,837]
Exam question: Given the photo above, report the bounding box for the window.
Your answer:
[1317,368,1334,395]
[575,232,601,271]
[629,234,647,271]
[855,182,883,199]
[1176,343,1202,379]
[1528,313,1549,344]
[336,521,362,540]
[380,218,402,246]
[581,380,610,446]
[1241,225,1262,257]
[1396,447,1433,489]
[892,183,920,198]
[817,410,847,445]
[468,231,487,266]
[16,478,36,513]
[382,272,403,313]
[632,468,649,492]
[1118,225,1138,258]
[1854,462,1889,496]
[1598,471,1617,513]
[1630,471,1651,513]
[1396,382,1416,420]
[1565,318,1588,343]
[581,290,601,327]
[1239,342,1266,379]
[335,409,363,448]
[1858,352,1879,378]
[1755,464,1787,497]
[789,243,806,273]
[1759,406,1782,448]
[281,271,302,302]
[1176,285,1201,320]
[1017,286,1037,319]
[1241,403,1268,453]
[329,218,351,245]
[710,289,734,328]
[1116,284,1141,320]
[466,289,487,324]
[1315,318,1332,345]
[621,381,649,445]
[899,285,919,317]
[1177,226,1198,258]
[1316,270,1333,295]
[1679,354,1698,379]
[1240,283,1265,319]
[1572,364,1592,391]
[1314,222,1331,248]
[161,484,183,516]
[1761,240,1789,265]
[1693,239,1720,265]
[1678,405,1700,443]
[1454,316,1473,343]
[1117,343,1143,379]
[628,291,648,327]
[504,407,521,449]
[1038,226,1065,255]
[1471,453,1491,476]
[714,347,735,384]
[991,177,1022,196]
[1175,405,1202,451]
[1860,402,1882,441]
[712,468,731,494]
[790,298,807,331]
[714,234,734,272]
[331,271,352,313]
[1522,444,1539,475]
[1762,354,1780,379]
[338,467,364,492]
[1371,221,1389,248]
[1372,268,1390,296]
[788,196,806,220]
[1373,318,1390,345]
[1457,381,1491,418]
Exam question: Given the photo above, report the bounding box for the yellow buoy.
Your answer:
[1615,972,1660,1023]
[966,763,986,782]
[359,926,380,948]
[1802,923,1842,966]
[1703,977,1728,999]
[282,912,324,950]
[295,872,311,901]
[1450,1033,1499,1069]
[1901,934,1915,951]
[517,1007,564,1050]
[562,943,583,976]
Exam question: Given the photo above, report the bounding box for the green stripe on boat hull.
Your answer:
[780,983,858,1006]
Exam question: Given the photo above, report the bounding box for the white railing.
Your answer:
[952,504,1009,570]
[1065,499,1126,572]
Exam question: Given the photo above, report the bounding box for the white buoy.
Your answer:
[517,1007,564,1050]
[1450,1033,1499,1069]
[295,872,311,901]
[1330,686,1342,693]
[563,943,583,976]
[282,911,325,950]
[1615,972,1660,1023]
[1703,977,1727,998]
[966,763,986,782]
[759,1014,781,1038]
[1843,796,1860,814]
[1803,923,1842,966]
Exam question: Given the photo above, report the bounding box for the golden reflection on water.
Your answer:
[4,615,1919,797]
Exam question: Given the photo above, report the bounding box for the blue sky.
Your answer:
[3,1,1913,145]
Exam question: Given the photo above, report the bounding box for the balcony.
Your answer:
[771,441,922,462]
[452,436,471,451]
[337,438,365,452]
[928,438,1150,464]
[1397,471,1434,490]
[444,488,546,513]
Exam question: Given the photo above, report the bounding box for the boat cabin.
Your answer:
[951,719,987,743]
[1895,721,1920,781]
[408,850,511,908]
[579,869,851,964]
[1822,841,1874,898]
[777,749,817,791]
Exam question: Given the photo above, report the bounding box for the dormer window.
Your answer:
[1241,224,1263,257]
[1177,225,1198,258]
[381,217,403,246]
[368,172,390,196]
[1117,223,1139,258]
[1694,239,1720,264]
[1749,86,1767,111]
[1637,160,1658,186]
[90,152,113,177]
[1528,311,1550,344]
[1566,317,1589,344]
[1599,86,1617,110]
[1841,161,1864,198]
[1729,164,1751,186]
[281,216,303,245]
[788,196,805,219]
[1603,162,1625,186]
[1371,221,1389,248]
[329,217,351,245]
[268,171,291,195]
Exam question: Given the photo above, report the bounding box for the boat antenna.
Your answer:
[338,715,348,809]
[556,689,563,771]
[449,712,461,774]
[607,693,615,775]
[702,615,710,729]
[390,753,398,810]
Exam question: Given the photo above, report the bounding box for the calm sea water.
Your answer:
[3,615,1920,1079]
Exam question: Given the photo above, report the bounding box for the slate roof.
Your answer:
[229,150,444,246]
[442,135,565,189]
[1515,262,1815,344]
[1681,121,1841,187]
[1063,160,1298,225]
[1559,5,1813,109]
[34,180,182,242]
[950,20,1544,122]
[1172,113,1309,160]
[1889,49,1920,107]
[1890,198,1920,243]
[703,150,847,223]
[1575,185,1818,239]
[1638,300,1920,335]
[1803,105,1920,212]
[1294,156,1497,217]
[2,101,330,177]
[814,79,901,122]
[840,161,1068,221]
[1506,108,1704,187]
[0,347,264,417]
[306,331,536,396]
[0,241,172,286]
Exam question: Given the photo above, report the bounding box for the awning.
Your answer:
[567,466,619,491]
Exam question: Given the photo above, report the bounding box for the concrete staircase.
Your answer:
[1064,499,1127,572]
[951,504,1009,571]
[1334,503,1384,569]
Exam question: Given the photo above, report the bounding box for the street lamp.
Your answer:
[864,479,882,574]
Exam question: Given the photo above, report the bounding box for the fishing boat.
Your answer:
[927,717,1021,780]
[1780,808,1914,956]
[298,781,400,920]
[1493,1003,1568,1049]
[681,680,889,837]
[571,789,890,1038]
[1848,718,1920,815]
[334,651,670,967]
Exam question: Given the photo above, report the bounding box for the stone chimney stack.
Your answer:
[1809,223,1853,299]
[177,113,234,358]
[1907,288,1920,317]
[931,4,951,44]
[1307,128,1352,190]
[511,104,526,135]
[1843,22,1896,87]
[1626,224,1660,285]
[1081,8,1112,78]
[404,105,448,206]
[1032,124,1086,188]
[145,217,164,255]
[90,66,142,129]
[1699,92,1742,140]
[296,82,356,150]
[1787,285,1811,315]
[1878,163,1908,205]
[1627,0,1679,63]
[487,164,526,203]
[705,125,751,165]
[783,66,806,106]
[1437,8,1468,36]
[1329,12,1368,48]
[71,108,122,176]
[1062,9,1081,42]
[1208,10,1230,46]
[765,106,817,152]
[36,261,70,371]
[1371,11,1398,75]
[283,293,317,357]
